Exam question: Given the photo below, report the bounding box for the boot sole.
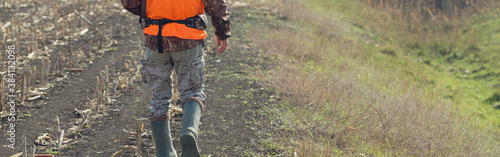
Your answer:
[180,134,200,157]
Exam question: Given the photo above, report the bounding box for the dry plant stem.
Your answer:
[41,24,46,47]
[123,60,130,76]
[45,59,50,87]
[55,58,59,77]
[134,50,141,77]
[72,10,110,41]
[111,145,142,157]
[58,54,64,76]
[76,112,89,135]
[14,75,22,95]
[95,76,100,114]
[0,74,3,112]
[26,68,31,94]
[82,0,87,11]
[31,67,35,92]
[31,145,36,157]
[98,32,104,52]
[32,0,38,17]
[56,116,63,147]
[41,60,45,88]
[16,19,20,61]
[21,69,26,103]
[111,53,117,92]
[29,19,33,55]
[68,34,72,68]
[89,36,94,54]
[99,72,105,105]
[34,23,38,50]
[136,120,143,151]
[129,51,135,71]
[1,28,4,70]
[58,130,64,148]
[105,65,109,96]
[23,136,27,157]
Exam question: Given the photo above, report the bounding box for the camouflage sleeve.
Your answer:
[121,0,141,16]
[203,0,231,40]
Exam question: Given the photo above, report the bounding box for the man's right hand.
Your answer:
[216,38,228,53]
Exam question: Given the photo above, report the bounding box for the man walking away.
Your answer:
[121,0,231,156]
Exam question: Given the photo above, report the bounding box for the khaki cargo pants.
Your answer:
[141,44,206,117]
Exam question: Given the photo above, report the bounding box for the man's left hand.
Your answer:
[216,38,228,53]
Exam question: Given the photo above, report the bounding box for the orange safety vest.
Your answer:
[143,0,207,40]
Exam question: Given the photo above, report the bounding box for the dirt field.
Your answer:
[1,0,276,156]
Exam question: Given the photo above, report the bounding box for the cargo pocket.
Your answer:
[190,59,205,86]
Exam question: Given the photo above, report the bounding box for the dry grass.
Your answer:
[248,0,498,156]
[363,0,497,22]
[347,0,500,49]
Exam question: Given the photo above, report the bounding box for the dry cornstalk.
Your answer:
[29,20,34,54]
[32,0,39,17]
[21,69,26,103]
[111,53,117,92]
[129,52,135,69]
[15,21,20,60]
[98,31,104,52]
[41,24,46,46]
[99,72,105,105]
[26,68,30,94]
[34,23,38,49]
[0,74,3,112]
[57,55,63,76]
[123,60,130,72]
[23,136,27,157]
[0,28,3,68]
[105,65,109,96]
[56,116,64,147]
[124,60,134,78]
[76,111,89,135]
[72,10,110,41]
[111,145,142,157]
[84,0,87,10]
[57,129,64,148]
[61,56,65,76]
[133,50,141,78]
[31,145,36,157]
[95,76,100,114]
[56,116,61,134]
[45,59,50,86]
[54,58,59,77]
[59,16,66,37]
[68,34,72,67]
[136,120,144,150]
[31,66,36,92]
[41,59,45,87]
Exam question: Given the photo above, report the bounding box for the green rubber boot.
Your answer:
[180,101,202,157]
[150,120,178,157]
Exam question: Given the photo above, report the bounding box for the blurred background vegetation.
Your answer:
[242,0,500,156]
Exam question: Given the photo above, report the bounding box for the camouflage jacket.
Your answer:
[121,0,231,52]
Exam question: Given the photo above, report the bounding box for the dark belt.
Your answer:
[142,16,206,53]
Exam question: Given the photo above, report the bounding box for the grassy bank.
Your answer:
[318,0,500,127]
[241,0,500,156]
